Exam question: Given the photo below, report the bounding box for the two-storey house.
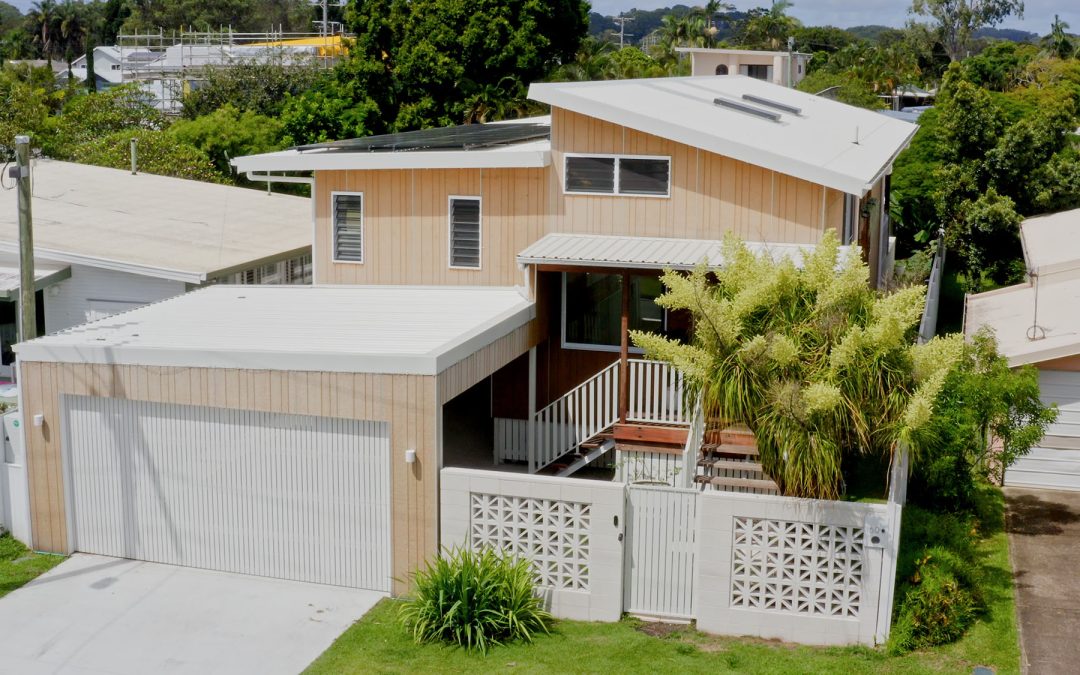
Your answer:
[12,76,917,595]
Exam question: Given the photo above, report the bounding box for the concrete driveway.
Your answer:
[0,553,383,675]
[1005,487,1080,675]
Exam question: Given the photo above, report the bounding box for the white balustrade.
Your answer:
[627,358,689,426]
[530,361,619,473]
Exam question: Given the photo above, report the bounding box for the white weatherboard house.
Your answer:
[0,159,312,371]
[966,207,1080,491]
[13,76,916,646]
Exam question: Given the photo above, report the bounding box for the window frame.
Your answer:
[560,272,668,354]
[447,195,483,271]
[563,153,671,199]
[330,191,365,265]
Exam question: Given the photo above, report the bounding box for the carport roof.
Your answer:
[15,285,535,375]
[964,278,1080,366]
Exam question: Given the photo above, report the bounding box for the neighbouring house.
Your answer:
[676,47,812,86]
[0,159,312,376]
[59,46,125,91]
[11,76,916,644]
[965,207,1080,491]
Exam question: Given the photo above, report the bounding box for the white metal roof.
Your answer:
[0,159,311,284]
[0,252,70,300]
[674,47,812,57]
[1020,208,1080,281]
[529,75,918,195]
[15,285,535,375]
[234,139,551,173]
[965,280,1080,366]
[516,233,854,270]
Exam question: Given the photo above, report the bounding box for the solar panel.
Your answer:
[741,94,802,116]
[294,122,550,153]
[713,97,781,122]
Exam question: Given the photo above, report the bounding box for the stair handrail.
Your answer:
[530,360,620,473]
[681,394,705,488]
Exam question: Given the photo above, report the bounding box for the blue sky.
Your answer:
[590,1,1077,35]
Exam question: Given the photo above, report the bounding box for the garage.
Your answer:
[15,284,536,593]
[1005,370,1080,491]
[63,395,390,590]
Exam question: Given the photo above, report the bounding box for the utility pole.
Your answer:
[614,16,634,49]
[13,136,36,343]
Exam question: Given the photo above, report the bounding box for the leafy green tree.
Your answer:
[168,104,283,178]
[180,57,323,119]
[939,186,1023,289]
[960,40,1038,91]
[121,0,313,33]
[910,0,1025,62]
[0,65,57,158]
[934,67,1004,163]
[631,232,964,500]
[44,84,163,158]
[796,70,886,108]
[69,128,220,182]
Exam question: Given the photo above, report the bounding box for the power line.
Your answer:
[613,16,634,49]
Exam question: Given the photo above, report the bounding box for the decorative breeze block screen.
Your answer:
[729,516,864,618]
[469,493,591,591]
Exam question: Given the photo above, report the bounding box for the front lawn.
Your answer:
[304,524,1018,675]
[0,532,64,598]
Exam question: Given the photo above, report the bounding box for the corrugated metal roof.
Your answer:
[517,233,851,270]
[965,279,1080,366]
[0,159,311,284]
[528,75,918,196]
[15,285,535,375]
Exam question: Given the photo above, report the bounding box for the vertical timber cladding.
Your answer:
[548,107,848,243]
[20,361,438,595]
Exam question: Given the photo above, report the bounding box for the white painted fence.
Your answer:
[531,361,619,473]
[441,468,625,621]
[627,359,689,426]
[442,451,908,646]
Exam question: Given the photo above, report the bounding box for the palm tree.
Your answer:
[549,37,617,82]
[57,0,87,75]
[739,0,800,50]
[1043,15,1075,60]
[28,0,60,64]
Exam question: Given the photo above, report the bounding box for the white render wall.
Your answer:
[43,264,186,334]
[440,468,625,621]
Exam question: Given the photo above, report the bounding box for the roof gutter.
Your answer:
[862,123,920,195]
[245,171,314,186]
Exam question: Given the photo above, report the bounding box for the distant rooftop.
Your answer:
[1020,208,1080,279]
[0,160,311,284]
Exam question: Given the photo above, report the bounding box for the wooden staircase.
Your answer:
[694,424,780,495]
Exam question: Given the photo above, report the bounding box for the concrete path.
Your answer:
[0,553,383,675]
[1005,487,1080,675]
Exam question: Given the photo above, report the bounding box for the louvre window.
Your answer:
[618,158,669,196]
[449,197,481,268]
[565,156,616,193]
[564,155,670,197]
[333,193,364,262]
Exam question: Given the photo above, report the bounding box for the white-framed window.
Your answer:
[331,192,364,263]
[448,196,481,269]
[564,154,671,197]
[561,272,688,353]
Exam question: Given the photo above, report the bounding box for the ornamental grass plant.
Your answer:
[398,547,552,653]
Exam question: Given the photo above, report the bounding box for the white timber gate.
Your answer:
[61,395,392,591]
[623,484,698,620]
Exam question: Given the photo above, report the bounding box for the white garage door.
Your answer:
[62,395,391,591]
[1005,370,1080,491]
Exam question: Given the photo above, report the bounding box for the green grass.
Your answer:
[305,522,1019,675]
[0,532,64,598]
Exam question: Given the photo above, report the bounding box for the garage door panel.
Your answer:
[62,395,391,591]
